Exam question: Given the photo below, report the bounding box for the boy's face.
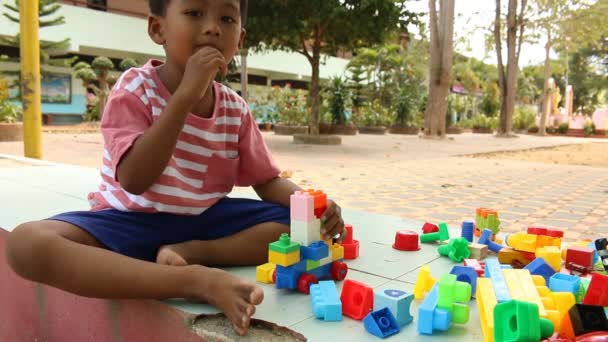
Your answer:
[150,0,245,70]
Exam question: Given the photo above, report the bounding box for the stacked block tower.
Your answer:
[256,189,349,294]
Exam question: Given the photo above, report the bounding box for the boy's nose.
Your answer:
[203,22,221,37]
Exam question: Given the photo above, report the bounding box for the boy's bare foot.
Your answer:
[156,243,189,266]
[186,265,264,335]
[156,240,209,266]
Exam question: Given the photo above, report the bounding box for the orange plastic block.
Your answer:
[268,250,300,267]
[413,265,437,300]
[256,262,276,284]
[535,246,562,271]
[476,277,498,342]
[498,247,531,268]
[305,189,327,217]
[506,233,538,253]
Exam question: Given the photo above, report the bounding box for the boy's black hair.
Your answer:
[149,0,248,26]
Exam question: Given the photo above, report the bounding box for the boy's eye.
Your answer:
[185,10,203,17]
[222,16,236,23]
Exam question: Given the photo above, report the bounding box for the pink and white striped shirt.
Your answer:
[87,60,280,215]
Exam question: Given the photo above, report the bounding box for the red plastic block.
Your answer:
[527,227,548,235]
[305,189,327,218]
[565,247,595,270]
[422,222,439,234]
[464,259,485,277]
[340,279,373,320]
[342,224,360,260]
[583,273,608,307]
[545,228,564,238]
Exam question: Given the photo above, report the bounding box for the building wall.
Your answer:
[106,0,148,16]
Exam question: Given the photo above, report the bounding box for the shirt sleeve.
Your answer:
[101,90,153,180]
[235,107,281,187]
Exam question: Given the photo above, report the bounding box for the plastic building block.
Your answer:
[297,273,319,294]
[393,230,420,251]
[438,274,471,324]
[464,259,486,276]
[290,219,321,247]
[329,261,348,281]
[269,249,300,267]
[565,246,595,271]
[420,222,450,243]
[479,229,503,253]
[450,265,478,297]
[494,300,554,342]
[275,260,307,289]
[373,289,413,327]
[527,227,548,235]
[505,233,538,253]
[306,259,321,271]
[256,262,276,284]
[331,243,344,261]
[422,222,439,234]
[583,273,608,306]
[305,189,327,218]
[418,284,451,335]
[413,265,437,300]
[290,191,315,222]
[485,259,511,303]
[477,278,498,342]
[319,253,333,266]
[545,228,563,238]
[364,308,400,338]
[461,220,475,242]
[498,247,532,268]
[579,277,591,303]
[468,242,488,260]
[269,233,300,254]
[438,237,471,262]
[524,257,556,285]
[502,269,547,317]
[341,224,359,260]
[300,241,329,261]
[568,304,608,336]
[310,281,342,321]
[340,279,373,320]
[549,273,581,296]
[476,208,501,236]
[535,246,562,271]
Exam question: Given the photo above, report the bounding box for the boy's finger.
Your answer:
[321,203,335,222]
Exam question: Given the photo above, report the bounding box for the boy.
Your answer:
[6,0,345,335]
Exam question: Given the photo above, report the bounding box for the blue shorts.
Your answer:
[47,197,290,262]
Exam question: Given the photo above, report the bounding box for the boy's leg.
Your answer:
[6,220,263,335]
[157,222,289,266]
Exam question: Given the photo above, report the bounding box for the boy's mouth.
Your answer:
[195,44,221,52]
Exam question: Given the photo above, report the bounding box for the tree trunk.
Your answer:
[240,48,249,102]
[309,32,322,136]
[539,30,552,136]
[98,70,109,119]
[497,0,519,137]
[424,0,455,138]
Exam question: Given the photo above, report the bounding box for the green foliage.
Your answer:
[465,115,498,130]
[324,76,349,125]
[358,100,392,127]
[583,120,596,136]
[84,96,101,122]
[346,63,367,109]
[92,57,114,71]
[479,80,500,117]
[75,67,97,82]
[569,47,608,115]
[558,122,569,134]
[513,106,537,130]
[119,58,139,71]
[0,101,20,123]
[253,86,308,125]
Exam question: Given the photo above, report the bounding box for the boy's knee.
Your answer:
[6,222,53,280]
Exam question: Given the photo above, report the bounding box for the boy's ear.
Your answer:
[238,28,246,49]
[148,15,166,45]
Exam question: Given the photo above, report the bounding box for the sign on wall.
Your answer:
[4,71,72,104]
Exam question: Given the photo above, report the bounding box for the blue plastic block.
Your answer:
[300,241,329,261]
[364,307,401,338]
[310,281,342,321]
[461,220,475,242]
[373,289,413,327]
[549,273,581,295]
[275,260,306,290]
[305,262,331,280]
[418,285,451,335]
[450,265,478,297]
[525,257,556,284]
[485,259,511,303]
[479,229,503,253]
[588,241,600,264]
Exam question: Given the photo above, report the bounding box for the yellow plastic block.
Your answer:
[306,259,320,271]
[476,277,497,342]
[256,262,276,284]
[268,250,300,267]
[331,244,344,261]
[549,292,575,333]
[535,246,562,271]
[413,265,437,300]
[507,233,538,253]
[503,269,546,317]
[532,275,547,286]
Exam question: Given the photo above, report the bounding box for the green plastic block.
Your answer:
[306,259,321,271]
[579,277,591,303]
[438,238,471,262]
[437,274,471,324]
[420,222,450,243]
[494,300,554,342]
[269,233,300,254]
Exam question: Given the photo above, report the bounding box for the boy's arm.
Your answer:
[252,177,301,208]
[117,48,227,194]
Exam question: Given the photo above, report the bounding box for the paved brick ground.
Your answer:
[1,130,607,242]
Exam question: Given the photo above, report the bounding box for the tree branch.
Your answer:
[515,0,527,64]
[494,0,506,91]
[299,31,314,64]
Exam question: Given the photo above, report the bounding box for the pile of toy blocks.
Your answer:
[256,189,356,293]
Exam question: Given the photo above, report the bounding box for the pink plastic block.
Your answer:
[290,191,315,222]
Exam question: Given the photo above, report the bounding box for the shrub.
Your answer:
[558,123,569,134]
[513,106,537,130]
